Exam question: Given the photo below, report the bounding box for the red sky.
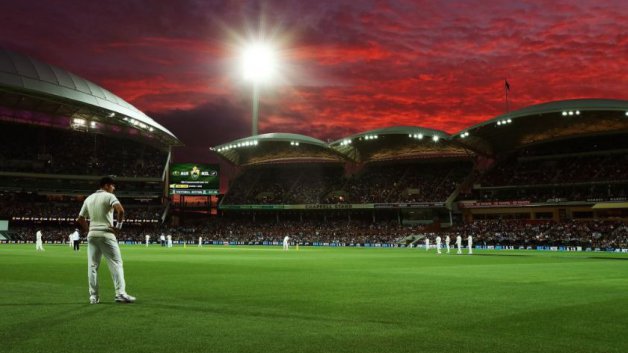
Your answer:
[1,0,627,159]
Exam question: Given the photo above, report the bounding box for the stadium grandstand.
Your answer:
[210,98,628,248]
[0,48,182,241]
[0,47,626,249]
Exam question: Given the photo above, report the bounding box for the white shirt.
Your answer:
[456,236,462,245]
[36,231,42,242]
[146,235,150,241]
[167,235,172,241]
[467,236,473,245]
[71,231,80,241]
[79,190,120,233]
[283,236,289,243]
[436,236,441,244]
[445,236,450,244]
[160,234,165,241]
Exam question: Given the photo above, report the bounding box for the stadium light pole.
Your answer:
[242,42,276,136]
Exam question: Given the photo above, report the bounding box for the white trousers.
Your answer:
[457,244,462,254]
[436,244,441,254]
[35,241,44,251]
[468,245,473,254]
[87,233,126,297]
[283,242,289,250]
[446,244,450,253]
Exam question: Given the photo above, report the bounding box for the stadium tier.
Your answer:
[0,48,181,226]
[213,99,628,224]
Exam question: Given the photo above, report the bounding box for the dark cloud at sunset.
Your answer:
[1,0,626,159]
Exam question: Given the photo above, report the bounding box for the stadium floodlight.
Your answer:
[432,135,439,142]
[242,42,277,136]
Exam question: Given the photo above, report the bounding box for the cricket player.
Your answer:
[160,233,166,247]
[283,235,290,251]
[435,235,442,254]
[445,235,451,254]
[167,234,173,248]
[425,236,430,251]
[71,228,80,251]
[77,176,135,304]
[198,236,203,247]
[145,234,150,247]
[456,234,462,254]
[35,230,44,251]
[467,235,473,255]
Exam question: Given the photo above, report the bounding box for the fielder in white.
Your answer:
[167,234,173,248]
[71,229,81,251]
[435,235,442,254]
[467,235,473,255]
[35,230,44,251]
[145,234,150,247]
[283,235,290,251]
[198,236,203,247]
[77,176,135,304]
[456,234,462,254]
[425,236,430,251]
[445,235,451,254]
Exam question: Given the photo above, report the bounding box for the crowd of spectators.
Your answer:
[222,164,344,205]
[339,161,471,203]
[480,154,628,187]
[466,183,627,203]
[0,193,164,221]
[0,123,167,177]
[441,219,628,249]
[8,218,627,250]
[223,161,472,205]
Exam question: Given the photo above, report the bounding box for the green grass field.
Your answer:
[1,244,627,353]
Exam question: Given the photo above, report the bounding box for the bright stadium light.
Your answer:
[242,43,277,83]
[242,42,277,136]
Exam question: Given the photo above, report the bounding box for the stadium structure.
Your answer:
[0,47,626,246]
[213,98,628,227]
[0,48,182,240]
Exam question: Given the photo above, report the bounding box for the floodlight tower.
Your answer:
[242,43,276,136]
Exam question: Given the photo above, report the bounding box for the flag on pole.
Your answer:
[505,79,510,92]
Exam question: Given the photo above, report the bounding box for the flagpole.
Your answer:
[504,79,510,113]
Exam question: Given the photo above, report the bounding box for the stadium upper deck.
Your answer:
[213,98,628,165]
[0,48,181,148]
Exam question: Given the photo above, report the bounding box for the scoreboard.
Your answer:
[169,163,219,195]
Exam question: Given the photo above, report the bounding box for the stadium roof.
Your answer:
[330,126,472,162]
[0,48,181,146]
[214,127,473,166]
[212,133,347,165]
[453,98,628,155]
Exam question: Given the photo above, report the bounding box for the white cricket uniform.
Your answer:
[425,237,430,251]
[71,231,80,251]
[167,235,173,248]
[283,236,290,251]
[445,235,451,254]
[145,235,150,247]
[79,189,128,297]
[198,237,203,247]
[467,236,473,255]
[35,231,44,251]
[456,236,462,254]
[160,234,166,247]
[436,236,442,254]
